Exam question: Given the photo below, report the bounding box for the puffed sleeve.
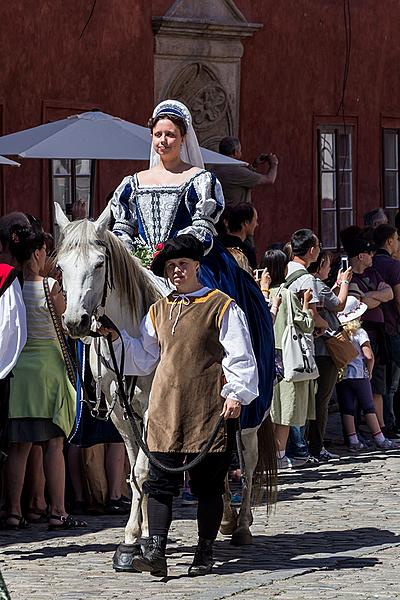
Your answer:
[0,279,27,379]
[179,171,225,254]
[219,302,259,405]
[110,176,137,251]
[111,310,160,376]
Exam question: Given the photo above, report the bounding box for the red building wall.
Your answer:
[233,0,400,251]
[0,0,154,229]
[1,1,400,252]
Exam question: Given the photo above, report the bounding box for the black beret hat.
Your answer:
[150,234,204,277]
[345,238,376,258]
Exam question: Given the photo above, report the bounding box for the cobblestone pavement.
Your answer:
[2,420,400,599]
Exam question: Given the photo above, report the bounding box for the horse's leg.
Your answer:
[231,426,259,546]
[131,447,149,539]
[219,475,238,535]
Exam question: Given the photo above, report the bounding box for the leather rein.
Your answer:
[61,241,245,477]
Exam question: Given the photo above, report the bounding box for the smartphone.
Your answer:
[253,269,264,281]
[341,255,349,271]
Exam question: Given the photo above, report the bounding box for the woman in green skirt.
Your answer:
[5,222,86,530]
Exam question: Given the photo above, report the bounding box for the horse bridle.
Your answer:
[62,240,247,478]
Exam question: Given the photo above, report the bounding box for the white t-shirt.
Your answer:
[344,328,370,379]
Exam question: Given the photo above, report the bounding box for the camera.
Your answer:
[341,255,349,271]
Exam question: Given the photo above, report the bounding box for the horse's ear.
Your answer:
[54,202,70,232]
[95,202,112,235]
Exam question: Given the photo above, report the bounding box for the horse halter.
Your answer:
[96,240,115,311]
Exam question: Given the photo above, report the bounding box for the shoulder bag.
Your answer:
[43,277,76,388]
[323,328,358,370]
[281,290,319,382]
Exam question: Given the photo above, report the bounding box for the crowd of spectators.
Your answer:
[1,135,400,533]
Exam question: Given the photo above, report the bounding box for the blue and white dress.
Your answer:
[111,170,222,253]
[111,169,275,429]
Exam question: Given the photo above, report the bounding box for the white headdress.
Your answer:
[149,99,204,169]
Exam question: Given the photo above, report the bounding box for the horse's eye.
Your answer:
[94,261,104,269]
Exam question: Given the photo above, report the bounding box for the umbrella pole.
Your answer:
[89,159,97,219]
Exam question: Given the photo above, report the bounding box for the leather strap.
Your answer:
[43,277,76,388]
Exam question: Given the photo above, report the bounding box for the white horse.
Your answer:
[54,202,275,569]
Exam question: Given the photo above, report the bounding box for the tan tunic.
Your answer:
[147,289,233,453]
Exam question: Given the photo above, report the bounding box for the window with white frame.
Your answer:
[383,129,399,225]
[51,159,92,218]
[318,126,353,250]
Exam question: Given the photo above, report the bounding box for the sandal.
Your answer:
[4,513,30,530]
[48,514,88,531]
[26,508,49,524]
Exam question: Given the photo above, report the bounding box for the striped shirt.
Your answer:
[22,278,57,340]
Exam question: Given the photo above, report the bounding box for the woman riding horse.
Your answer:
[110,99,275,432]
[100,234,258,577]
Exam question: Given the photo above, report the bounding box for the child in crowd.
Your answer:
[336,297,398,451]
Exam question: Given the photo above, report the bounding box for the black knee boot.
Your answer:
[188,538,214,576]
[132,535,167,577]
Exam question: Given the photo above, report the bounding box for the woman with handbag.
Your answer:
[4,223,86,530]
[260,250,316,470]
[307,249,353,462]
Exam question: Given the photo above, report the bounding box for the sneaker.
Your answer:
[318,448,340,462]
[277,455,292,470]
[375,437,400,450]
[348,441,365,453]
[230,493,242,507]
[291,455,319,468]
[181,490,198,506]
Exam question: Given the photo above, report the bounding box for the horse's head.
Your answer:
[54,202,112,338]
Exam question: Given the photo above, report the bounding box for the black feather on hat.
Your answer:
[150,234,204,277]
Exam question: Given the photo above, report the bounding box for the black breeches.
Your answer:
[144,420,235,540]
[148,493,224,540]
[143,421,235,498]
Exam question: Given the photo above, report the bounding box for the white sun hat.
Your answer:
[337,296,368,324]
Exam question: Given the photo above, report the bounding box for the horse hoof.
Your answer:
[230,529,253,546]
[113,543,142,572]
[219,521,237,536]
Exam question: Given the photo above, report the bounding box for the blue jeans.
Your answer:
[286,425,309,458]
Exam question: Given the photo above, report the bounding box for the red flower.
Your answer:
[152,242,165,260]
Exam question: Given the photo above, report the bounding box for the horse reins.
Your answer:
[59,242,246,476]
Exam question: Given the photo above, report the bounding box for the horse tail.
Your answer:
[253,415,277,510]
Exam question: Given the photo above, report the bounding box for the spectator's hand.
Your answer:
[338,267,353,283]
[259,268,271,290]
[271,295,282,310]
[71,199,88,220]
[303,288,313,305]
[266,153,279,167]
[377,281,390,291]
[221,398,241,420]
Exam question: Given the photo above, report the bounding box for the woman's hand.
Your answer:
[338,267,353,283]
[221,398,241,420]
[303,288,313,305]
[260,268,271,290]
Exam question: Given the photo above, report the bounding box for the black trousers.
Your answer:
[308,356,338,457]
[144,420,235,540]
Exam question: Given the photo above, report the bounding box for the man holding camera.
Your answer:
[212,136,278,209]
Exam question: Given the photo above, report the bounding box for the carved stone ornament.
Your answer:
[152,0,262,147]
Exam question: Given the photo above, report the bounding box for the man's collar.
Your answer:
[375,248,391,257]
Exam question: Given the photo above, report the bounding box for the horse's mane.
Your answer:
[57,219,161,324]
